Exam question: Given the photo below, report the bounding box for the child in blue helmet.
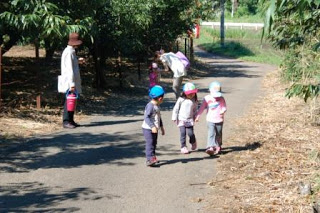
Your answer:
[142,85,165,166]
[172,82,198,154]
[195,81,227,155]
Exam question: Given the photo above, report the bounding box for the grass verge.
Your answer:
[195,27,283,66]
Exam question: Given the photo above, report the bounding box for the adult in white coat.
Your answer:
[160,52,187,100]
[60,32,83,129]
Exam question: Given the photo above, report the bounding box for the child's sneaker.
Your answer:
[146,156,158,166]
[180,147,189,154]
[214,146,221,154]
[191,142,197,151]
[205,147,214,156]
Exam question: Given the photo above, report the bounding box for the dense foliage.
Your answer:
[262,0,320,101]
[0,0,214,87]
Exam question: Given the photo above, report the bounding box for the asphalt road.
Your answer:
[0,47,276,212]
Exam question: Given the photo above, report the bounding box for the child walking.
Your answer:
[142,85,165,166]
[149,62,160,88]
[172,82,198,154]
[149,51,162,88]
[195,81,227,156]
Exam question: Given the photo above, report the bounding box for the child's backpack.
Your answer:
[175,51,190,69]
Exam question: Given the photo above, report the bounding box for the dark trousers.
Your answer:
[143,128,158,161]
[62,97,74,124]
[179,126,196,148]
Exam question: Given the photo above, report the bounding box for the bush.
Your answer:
[282,47,320,102]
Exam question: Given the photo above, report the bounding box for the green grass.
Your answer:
[195,27,283,66]
[208,14,264,23]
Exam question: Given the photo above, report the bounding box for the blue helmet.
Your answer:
[149,85,165,98]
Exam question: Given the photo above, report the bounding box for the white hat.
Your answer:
[209,81,222,97]
[152,62,158,69]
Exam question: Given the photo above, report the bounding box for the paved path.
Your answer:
[0,48,276,212]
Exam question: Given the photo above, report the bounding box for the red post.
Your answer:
[195,24,200,38]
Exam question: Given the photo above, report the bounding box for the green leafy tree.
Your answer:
[0,1,22,55]
[0,0,89,57]
[262,0,320,102]
[1,0,215,89]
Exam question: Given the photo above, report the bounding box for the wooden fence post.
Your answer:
[184,38,187,56]
[35,39,41,109]
[0,46,2,108]
[176,40,179,52]
[190,37,194,62]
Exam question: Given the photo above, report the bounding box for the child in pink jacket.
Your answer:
[149,62,160,88]
[195,81,227,156]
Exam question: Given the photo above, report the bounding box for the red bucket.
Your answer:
[66,93,77,112]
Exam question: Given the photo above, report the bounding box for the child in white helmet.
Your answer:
[195,81,227,155]
[172,82,198,154]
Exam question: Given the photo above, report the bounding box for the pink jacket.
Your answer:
[149,71,158,87]
[196,95,227,123]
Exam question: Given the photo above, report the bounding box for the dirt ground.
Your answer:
[205,71,320,212]
[0,45,200,143]
[1,46,319,211]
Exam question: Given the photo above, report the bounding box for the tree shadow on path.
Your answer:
[0,129,145,173]
[220,141,262,155]
[150,154,219,168]
[80,119,141,127]
[0,182,118,212]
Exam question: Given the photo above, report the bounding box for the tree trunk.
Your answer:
[137,57,143,81]
[44,39,58,59]
[117,50,123,88]
[231,0,234,17]
[0,29,20,55]
[93,39,106,89]
[231,0,239,17]
[45,48,55,59]
[234,0,239,12]
[35,39,39,59]
[220,0,225,47]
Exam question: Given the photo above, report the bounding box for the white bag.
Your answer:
[58,75,68,93]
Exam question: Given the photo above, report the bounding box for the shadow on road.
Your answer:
[220,141,262,155]
[0,182,116,212]
[0,50,262,173]
[150,154,219,168]
[190,59,261,79]
[80,119,142,127]
[79,50,262,117]
[0,130,145,173]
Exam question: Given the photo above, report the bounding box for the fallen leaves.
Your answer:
[206,70,320,212]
